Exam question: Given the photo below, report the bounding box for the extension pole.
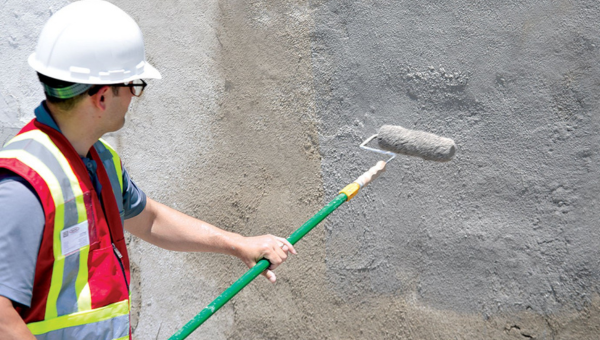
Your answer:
[169,161,387,340]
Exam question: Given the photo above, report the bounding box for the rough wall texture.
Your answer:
[312,0,600,338]
[1,0,599,339]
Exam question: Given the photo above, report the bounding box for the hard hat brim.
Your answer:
[30,52,162,85]
[139,62,162,81]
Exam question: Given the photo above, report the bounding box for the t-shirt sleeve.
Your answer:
[0,176,45,307]
[121,166,146,219]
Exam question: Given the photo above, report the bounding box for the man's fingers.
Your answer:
[265,236,297,271]
[264,270,276,283]
[242,234,298,283]
[276,237,297,255]
[267,251,284,270]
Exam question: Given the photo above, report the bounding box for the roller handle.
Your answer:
[339,161,387,201]
[355,160,387,188]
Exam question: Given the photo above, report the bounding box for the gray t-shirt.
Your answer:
[0,165,146,307]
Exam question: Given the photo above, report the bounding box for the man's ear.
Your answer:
[90,86,110,110]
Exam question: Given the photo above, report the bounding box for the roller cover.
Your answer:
[377,125,456,162]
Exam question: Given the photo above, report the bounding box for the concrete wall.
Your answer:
[2,0,599,339]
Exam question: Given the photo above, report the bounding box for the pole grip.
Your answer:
[355,160,386,188]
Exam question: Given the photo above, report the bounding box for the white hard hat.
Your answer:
[29,0,161,85]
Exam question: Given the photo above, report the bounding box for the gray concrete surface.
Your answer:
[2,0,600,339]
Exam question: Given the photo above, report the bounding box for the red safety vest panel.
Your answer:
[0,120,131,340]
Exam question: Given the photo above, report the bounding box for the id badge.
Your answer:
[60,192,98,257]
[60,221,90,256]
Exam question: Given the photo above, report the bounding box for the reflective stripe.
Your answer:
[1,130,93,317]
[98,139,123,193]
[2,139,79,226]
[5,132,87,223]
[96,140,124,225]
[0,149,67,319]
[58,253,79,316]
[27,299,129,338]
[34,315,129,340]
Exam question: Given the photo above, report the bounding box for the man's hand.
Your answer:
[125,198,297,283]
[233,235,297,283]
[0,296,36,339]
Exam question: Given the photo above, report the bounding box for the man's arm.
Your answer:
[0,175,44,338]
[0,297,36,340]
[124,198,296,283]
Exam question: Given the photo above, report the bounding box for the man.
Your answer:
[0,1,295,339]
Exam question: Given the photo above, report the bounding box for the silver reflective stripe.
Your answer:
[57,253,80,316]
[3,138,83,315]
[34,314,129,340]
[94,141,123,214]
[2,139,79,227]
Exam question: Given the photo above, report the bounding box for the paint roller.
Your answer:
[377,125,456,162]
[169,125,456,340]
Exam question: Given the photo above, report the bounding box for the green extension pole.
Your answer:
[169,161,387,340]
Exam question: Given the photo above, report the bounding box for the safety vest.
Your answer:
[0,120,131,340]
